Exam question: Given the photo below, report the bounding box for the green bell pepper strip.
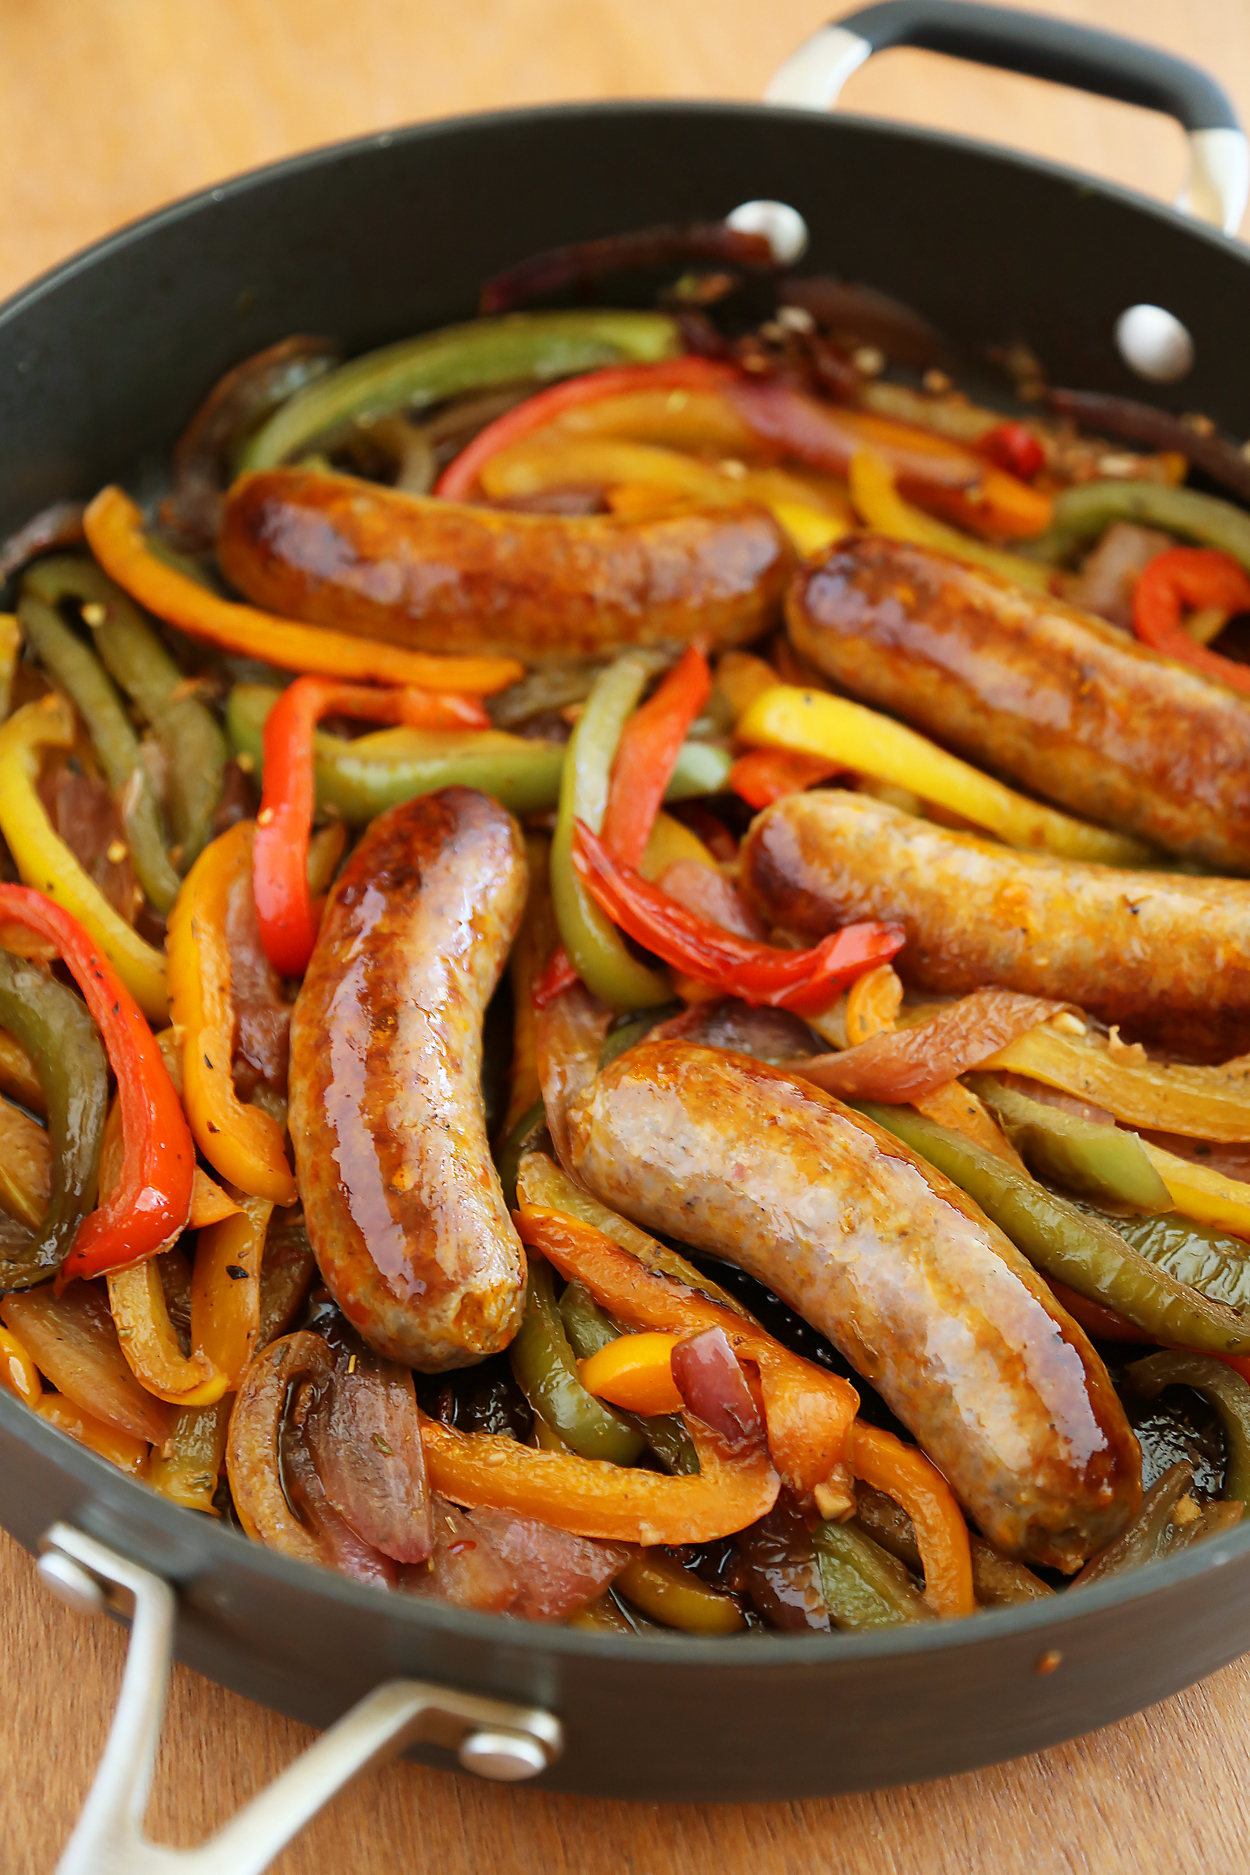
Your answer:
[1127,1351,1250,1508]
[558,1276,697,1476]
[550,652,670,1012]
[967,1073,1170,1213]
[494,1100,548,1212]
[239,310,681,472]
[1070,1461,1243,1586]
[0,948,108,1287]
[227,682,727,828]
[811,1518,932,1628]
[508,1253,645,1465]
[26,557,227,872]
[17,592,181,914]
[1076,1203,1250,1314]
[1027,480,1250,573]
[852,1101,1250,1354]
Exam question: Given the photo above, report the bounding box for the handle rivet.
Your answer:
[725,200,809,266]
[1114,304,1195,383]
[458,1727,549,1782]
[38,1550,106,1617]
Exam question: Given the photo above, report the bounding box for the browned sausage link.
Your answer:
[567,1038,1140,1569]
[289,787,528,1369]
[219,468,794,662]
[787,534,1250,873]
[743,788,1250,1059]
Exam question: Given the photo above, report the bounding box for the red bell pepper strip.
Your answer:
[0,886,195,1282]
[253,677,488,976]
[533,945,580,1011]
[979,421,1045,482]
[600,644,711,869]
[434,356,741,499]
[570,819,903,1015]
[728,748,843,810]
[1132,547,1250,694]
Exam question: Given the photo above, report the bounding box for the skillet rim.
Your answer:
[2,90,1249,1670]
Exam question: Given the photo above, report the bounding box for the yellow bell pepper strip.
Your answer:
[516,1205,858,1515]
[148,1399,231,1513]
[107,1261,229,1407]
[847,450,1054,589]
[0,612,18,720]
[166,821,297,1205]
[1137,1141,1250,1241]
[548,652,672,1013]
[0,1093,49,1230]
[253,676,489,977]
[571,817,903,1016]
[736,685,1156,867]
[420,1407,779,1546]
[614,1552,746,1634]
[981,1021,1250,1143]
[0,1324,41,1405]
[0,695,168,1018]
[579,1332,687,1416]
[504,834,557,1138]
[436,355,739,499]
[36,1392,149,1477]
[191,1196,275,1390]
[851,1421,975,1618]
[637,811,718,883]
[83,486,522,694]
[0,886,194,1282]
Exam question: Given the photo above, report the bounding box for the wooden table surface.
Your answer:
[4,2,1250,1870]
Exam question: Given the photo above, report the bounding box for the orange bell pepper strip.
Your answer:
[83,486,521,694]
[191,1196,274,1390]
[852,1420,975,1619]
[728,748,843,810]
[570,817,903,1016]
[420,1407,778,1545]
[253,676,488,977]
[0,886,194,1283]
[600,644,712,870]
[36,1391,149,1476]
[516,1205,858,1514]
[0,1324,41,1405]
[1133,547,1250,695]
[166,822,297,1205]
[579,1332,686,1415]
[434,356,742,499]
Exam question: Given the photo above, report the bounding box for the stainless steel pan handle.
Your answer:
[37,1524,561,1875]
[765,0,1250,236]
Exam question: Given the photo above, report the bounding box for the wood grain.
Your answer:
[3,2,1250,1870]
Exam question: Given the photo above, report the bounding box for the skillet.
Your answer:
[5,5,1250,1867]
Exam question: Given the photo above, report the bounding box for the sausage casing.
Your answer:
[743,788,1250,1057]
[567,1038,1140,1569]
[219,468,794,662]
[788,534,1250,872]
[289,787,527,1369]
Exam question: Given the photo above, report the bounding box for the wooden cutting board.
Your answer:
[2,3,1249,1869]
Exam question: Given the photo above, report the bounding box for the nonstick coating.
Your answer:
[3,101,1250,1801]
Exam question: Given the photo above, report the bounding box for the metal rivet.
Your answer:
[1035,1648,1063,1676]
[725,200,809,266]
[458,1728,549,1782]
[38,1551,106,1617]
[1114,304,1195,383]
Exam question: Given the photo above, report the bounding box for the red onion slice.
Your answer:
[307,1351,433,1564]
[670,1327,763,1452]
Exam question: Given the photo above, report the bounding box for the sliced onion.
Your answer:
[402,1498,519,1612]
[2,1282,170,1446]
[226,1331,332,1565]
[283,1397,396,1589]
[468,1508,631,1621]
[651,998,825,1065]
[656,860,766,941]
[787,989,1061,1105]
[670,1327,763,1452]
[307,1351,433,1564]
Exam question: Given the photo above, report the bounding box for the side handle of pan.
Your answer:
[36,1523,562,1875]
[764,0,1249,237]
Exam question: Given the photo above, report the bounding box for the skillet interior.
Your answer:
[3,99,1250,1800]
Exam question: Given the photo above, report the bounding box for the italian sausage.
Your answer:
[219,468,794,662]
[742,789,1250,1058]
[566,1038,1140,1569]
[289,786,527,1369]
[788,534,1250,872]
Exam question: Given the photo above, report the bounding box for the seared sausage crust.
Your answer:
[788,534,1250,872]
[568,1038,1140,1569]
[743,789,1250,1058]
[219,468,794,662]
[289,787,527,1369]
